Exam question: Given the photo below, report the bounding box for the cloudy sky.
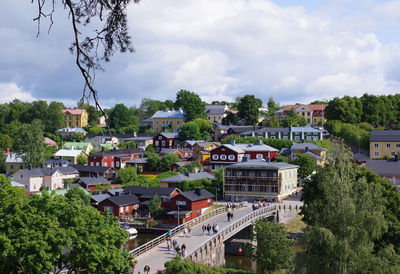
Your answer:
[1,0,400,107]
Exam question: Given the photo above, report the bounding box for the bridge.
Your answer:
[132,204,278,273]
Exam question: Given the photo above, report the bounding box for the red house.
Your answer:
[88,148,143,169]
[163,188,214,225]
[98,194,140,217]
[159,148,193,161]
[73,177,111,192]
[153,133,179,152]
[210,140,278,169]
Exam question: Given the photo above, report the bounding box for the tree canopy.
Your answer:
[174,90,206,122]
[237,94,262,125]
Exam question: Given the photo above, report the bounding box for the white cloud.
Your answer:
[0,82,36,103]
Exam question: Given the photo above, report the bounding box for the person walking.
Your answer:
[202,225,206,236]
[131,265,135,274]
[175,245,181,256]
[232,202,235,211]
[172,239,177,253]
[167,229,172,237]
[212,223,216,234]
[144,265,150,274]
[187,226,191,237]
[207,224,211,235]
[230,211,234,220]
[182,226,187,237]
[227,211,231,222]
[215,224,219,234]
[181,243,186,257]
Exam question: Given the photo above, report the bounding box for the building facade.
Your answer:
[62,108,89,128]
[369,130,400,159]
[205,104,228,124]
[153,132,179,152]
[224,160,299,202]
[151,109,185,132]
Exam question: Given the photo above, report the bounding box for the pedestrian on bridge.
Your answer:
[202,225,206,236]
[215,224,219,233]
[207,224,211,234]
[187,226,192,237]
[144,264,150,274]
[172,239,177,253]
[227,211,231,222]
[232,202,236,211]
[181,243,186,257]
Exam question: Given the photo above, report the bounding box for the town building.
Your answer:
[5,153,24,175]
[151,109,185,132]
[289,142,327,166]
[276,104,327,125]
[205,104,228,124]
[290,126,323,141]
[62,108,89,128]
[159,148,193,160]
[62,141,94,155]
[125,157,149,173]
[369,130,400,159]
[164,188,214,225]
[55,127,87,139]
[192,142,221,163]
[153,132,179,152]
[159,171,215,188]
[69,164,117,180]
[224,160,299,202]
[12,165,79,193]
[53,149,86,164]
[240,127,291,139]
[210,140,279,169]
[88,148,143,169]
[98,194,140,217]
[73,177,111,192]
[364,159,400,190]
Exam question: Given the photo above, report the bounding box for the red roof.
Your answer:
[62,108,86,115]
[44,137,58,147]
[283,104,327,112]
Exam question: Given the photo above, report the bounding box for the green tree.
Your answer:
[116,166,138,185]
[108,104,133,130]
[13,120,46,167]
[161,153,182,171]
[148,194,161,217]
[146,152,161,172]
[221,111,239,125]
[324,96,363,124]
[76,153,88,165]
[192,118,212,139]
[296,140,399,273]
[118,141,137,149]
[174,90,206,122]
[86,105,100,126]
[65,187,90,205]
[0,134,12,150]
[249,220,294,273]
[292,154,316,178]
[281,108,307,127]
[178,122,202,141]
[237,94,262,125]
[264,116,280,127]
[46,101,65,133]
[0,175,135,273]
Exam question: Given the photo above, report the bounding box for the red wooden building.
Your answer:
[163,188,214,225]
[210,140,278,169]
[88,148,143,169]
[98,194,140,217]
[153,133,179,152]
[73,177,111,192]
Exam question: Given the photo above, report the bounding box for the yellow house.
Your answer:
[5,153,25,175]
[151,109,185,132]
[205,105,228,124]
[193,142,221,162]
[370,130,400,159]
[62,108,89,128]
[283,104,327,125]
[291,142,327,166]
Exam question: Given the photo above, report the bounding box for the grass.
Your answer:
[284,216,306,233]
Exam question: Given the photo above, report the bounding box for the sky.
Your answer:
[1,0,400,108]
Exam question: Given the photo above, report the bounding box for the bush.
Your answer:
[148,219,157,227]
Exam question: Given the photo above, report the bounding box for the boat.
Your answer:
[121,223,138,239]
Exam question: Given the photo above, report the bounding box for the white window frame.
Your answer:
[387,143,391,148]
[228,155,235,160]
[374,143,379,148]
[256,154,263,159]
[374,151,379,157]
[220,154,227,160]
[212,154,219,160]
[391,151,396,156]
[162,141,166,146]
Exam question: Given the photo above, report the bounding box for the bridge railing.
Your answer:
[130,202,246,258]
[185,205,277,259]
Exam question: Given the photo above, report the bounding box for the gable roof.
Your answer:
[91,193,111,203]
[54,149,83,158]
[69,164,116,173]
[214,144,245,154]
[15,166,79,178]
[283,104,327,112]
[174,189,214,202]
[290,126,323,133]
[5,153,24,163]
[158,172,215,183]
[46,158,70,167]
[370,130,400,142]
[63,142,91,150]
[123,186,178,196]
[107,188,124,196]
[106,194,140,207]
[291,142,326,151]
[56,127,87,134]
[160,148,179,154]
[158,132,179,139]
[44,137,58,146]
[234,143,278,152]
[78,177,110,186]
[227,160,298,170]
[62,108,86,115]
[151,109,185,119]
[365,160,400,176]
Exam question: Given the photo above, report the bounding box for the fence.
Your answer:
[130,203,245,258]
[185,205,277,259]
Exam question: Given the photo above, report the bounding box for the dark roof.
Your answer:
[123,186,178,196]
[70,164,116,173]
[227,160,298,170]
[78,177,110,186]
[353,153,370,163]
[242,127,290,134]
[19,166,79,177]
[159,172,215,183]
[228,126,262,133]
[90,148,144,157]
[174,189,214,202]
[364,160,400,176]
[106,194,140,206]
[107,188,124,196]
[125,158,149,164]
[46,158,70,166]
[370,130,400,142]
[159,132,179,139]
[291,142,326,151]
[91,193,111,203]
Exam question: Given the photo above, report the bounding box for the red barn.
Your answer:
[210,140,278,169]
[153,133,179,152]
[163,188,214,225]
[88,148,143,169]
[98,194,140,217]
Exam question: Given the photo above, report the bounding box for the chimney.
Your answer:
[265,157,270,163]
[195,188,201,196]
[242,156,248,162]
[231,140,236,146]
[305,147,309,153]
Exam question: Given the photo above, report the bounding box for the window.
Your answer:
[295,136,300,140]
[96,162,100,166]
[155,141,159,146]
[396,143,400,148]
[314,119,316,123]
[391,151,396,156]
[256,154,263,159]
[237,171,242,176]
[228,155,235,160]
[20,174,23,178]
[387,143,391,148]
[104,162,107,167]
[159,136,162,140]
[177,121,179,125]
[212,154,219,160]
[374,151,379,157]
[249,172,255,177]
[10,165,14,170]
[116,162,119,167]
[220,154,227,160]
[161,141,166,146]
[169,141,172,146]
[90,162,94,166]
[374,143,379,148]
[125,206,129,212]
[120,207,123,213]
